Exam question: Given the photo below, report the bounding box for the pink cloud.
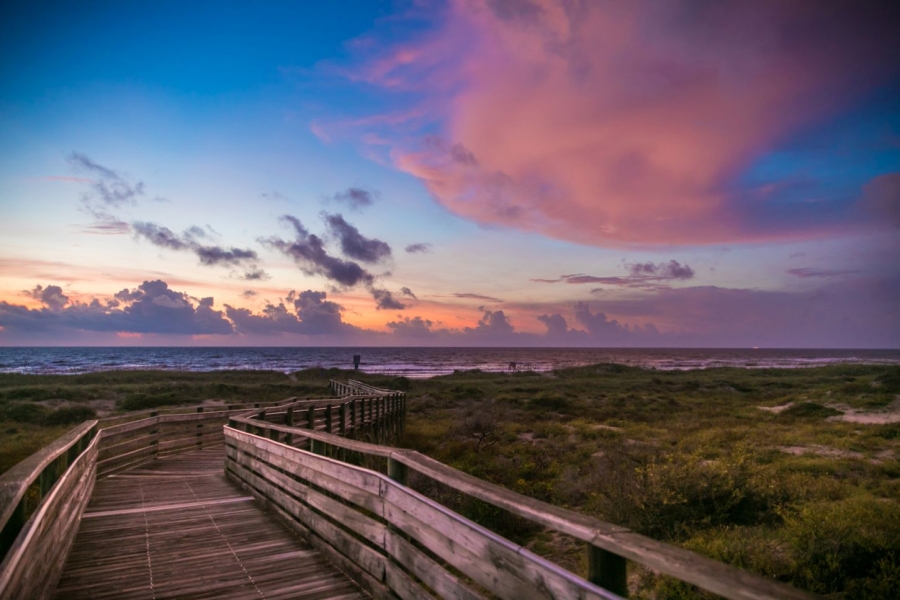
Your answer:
[357,1,900,245]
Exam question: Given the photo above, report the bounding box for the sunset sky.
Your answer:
[1,0,899,347]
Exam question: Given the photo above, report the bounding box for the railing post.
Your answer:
[350,399,357,430]
[339,403,347,435]
[285,406,294,445]
[150,411,160,459]
[325,405,333,433]
[387,456,408,486]
[308,405,316,431]
[196,406,204,447]
[588,544,628,597]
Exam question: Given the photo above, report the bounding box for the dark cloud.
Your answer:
[82,221,131,235]
[788,268,857,279]
[573,302,660,342]
[225,289,358,336]
[262,215,375,288]
[465,310,514,336]
[453,292,503,302]
[184,226,208,240]
[323,213,392,263]
[400,287,417,299]
[537,313,568,336]
[241,268,269,281]
[371,289,406,310]
[25,285,69,311]
[405,242,433,253]
[133,220,260,271]
[194,245,258,266]
[331,187,377,210]
[386,316,436,337]
[627,260,695,280]
[2,280,233,335]
[534,260,695,289]
[133,222,189,250]
[241,290,257,298]
[67,152,145,208]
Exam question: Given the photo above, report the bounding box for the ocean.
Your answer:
[0,347,898,378]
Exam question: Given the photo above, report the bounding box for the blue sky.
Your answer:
[1,1,898,347]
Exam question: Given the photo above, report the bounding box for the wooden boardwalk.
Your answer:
[53,447,365,600]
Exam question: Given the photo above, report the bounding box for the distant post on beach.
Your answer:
[353,354,361,370]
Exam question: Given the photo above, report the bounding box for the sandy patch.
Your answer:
[37,398,118,417]
[592,424,624,432]
[826,398,900,424]
[758,402,794,413]
[517,432,537,444]
[778,445,865,460]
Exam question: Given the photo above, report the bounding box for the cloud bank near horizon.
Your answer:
[2,275,897,348]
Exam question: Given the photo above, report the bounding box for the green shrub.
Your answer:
[2,402,47,424]
[594,445,788,540]
[785,496,900,594]
[45,405,97,425]
[778,402,841,419]
[527,393,571,411]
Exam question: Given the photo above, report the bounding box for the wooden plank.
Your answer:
[97,432,158,462]
[384,531,485,600]
[99,416,159,439]
[0,421,96,536]
[383,482,618,600]
[384,561,433,600]
[57,446,365,600]
[0,434,98,599]
[225,429,384,512]
[226,457,386,583]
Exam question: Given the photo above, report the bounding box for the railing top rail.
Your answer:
[232,417,816,600]
[330,379,403,397]
[0,421,97,539]
[95,396,310,426]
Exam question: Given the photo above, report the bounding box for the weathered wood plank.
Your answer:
[0,434,98,599]
[384,530,485,600]
[56,447,365,600]
[226,454,386,583]
[0,421,96,538]
[383,482,618,600]
[225,429,384,513]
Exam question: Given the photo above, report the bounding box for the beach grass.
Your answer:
[1,363,898,597]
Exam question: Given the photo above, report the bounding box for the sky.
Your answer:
[1,0,898,348]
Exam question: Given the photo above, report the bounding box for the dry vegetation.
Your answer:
[2,364,899,598]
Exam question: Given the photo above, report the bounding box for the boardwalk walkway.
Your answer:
[53,447,364,600]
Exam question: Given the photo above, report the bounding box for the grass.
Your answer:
[1,363,898,598]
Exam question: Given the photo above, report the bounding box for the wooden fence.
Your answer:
[0,421,99,599]
[226,398,817,600]
[0,387,402,599]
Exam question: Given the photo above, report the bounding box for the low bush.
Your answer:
[45,405,97,425]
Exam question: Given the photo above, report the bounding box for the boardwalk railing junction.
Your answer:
[1,379,818,599]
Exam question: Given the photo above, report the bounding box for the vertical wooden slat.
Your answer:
[588,544,628,597]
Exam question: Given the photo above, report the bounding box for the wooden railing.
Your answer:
[0,387,404,599]
[95,398,310,477]
[226,402,818,600]
[0,421,99,599]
